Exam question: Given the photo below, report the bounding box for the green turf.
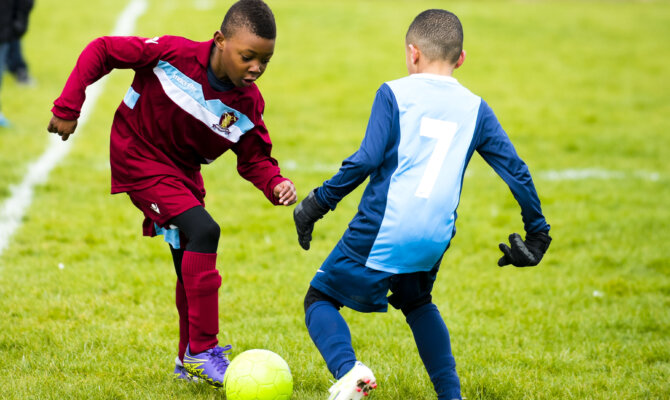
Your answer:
[1,0,669,399]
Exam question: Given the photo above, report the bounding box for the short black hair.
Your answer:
[406,9,463,64]
[221,0,276,39]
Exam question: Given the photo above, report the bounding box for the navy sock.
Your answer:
[305,301,356,379]
[406,303,461,400]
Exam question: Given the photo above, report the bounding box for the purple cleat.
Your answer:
[183,344,232,387]
[173,356,199,382]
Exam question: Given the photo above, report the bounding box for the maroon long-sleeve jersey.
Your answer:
[52,35,288,204]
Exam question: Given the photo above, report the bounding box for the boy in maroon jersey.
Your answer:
[47,0,295,387]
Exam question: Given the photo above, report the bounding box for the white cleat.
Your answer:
[328,361,377,400]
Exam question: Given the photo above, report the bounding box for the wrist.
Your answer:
[310,188,329,214]
[51,105,80,121]
[526,231,551,252]
[300,189,328,221]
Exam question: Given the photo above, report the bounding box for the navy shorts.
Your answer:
[310,244,440,313]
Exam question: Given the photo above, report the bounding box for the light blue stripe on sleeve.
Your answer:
[123,86,140,109]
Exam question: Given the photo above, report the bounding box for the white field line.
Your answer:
[538,168,660,182]
[0,0,148,257]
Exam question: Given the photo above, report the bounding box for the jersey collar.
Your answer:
[411,73,458,84]
[196,39,215,68]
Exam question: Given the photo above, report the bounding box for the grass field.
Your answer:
[1,0,669,399]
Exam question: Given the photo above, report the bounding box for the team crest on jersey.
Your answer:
[213,112,239,133]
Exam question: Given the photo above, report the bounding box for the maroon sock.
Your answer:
[175,279,189,361]
[181,251,220,354]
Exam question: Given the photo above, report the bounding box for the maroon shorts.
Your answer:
[126,176,204,237]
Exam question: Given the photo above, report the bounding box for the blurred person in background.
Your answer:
[0,0,34,127]
[7,36,35,86]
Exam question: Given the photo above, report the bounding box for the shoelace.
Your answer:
[209,344,233,373]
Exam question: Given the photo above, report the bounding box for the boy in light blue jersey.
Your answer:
[293,9,552,400]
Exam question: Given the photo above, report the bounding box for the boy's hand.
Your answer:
[498,231,552,267]
[293,189,329,250]
[273,180,297,206]
[47,115,78,141]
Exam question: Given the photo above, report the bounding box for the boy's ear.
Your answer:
[409,44,421,65]
[213,30,226,49]
[454,50,466,69]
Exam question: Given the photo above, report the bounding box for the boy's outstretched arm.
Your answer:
[474,100,551,267]
[49,36,166,135]
[293,84,397,250]
[233,127,297,206]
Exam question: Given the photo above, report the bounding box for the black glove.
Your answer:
[498,231,551,267]
[293,189,329,250]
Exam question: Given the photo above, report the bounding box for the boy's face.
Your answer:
[212,27,275,87]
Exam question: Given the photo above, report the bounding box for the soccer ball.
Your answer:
[224,349,293,400]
